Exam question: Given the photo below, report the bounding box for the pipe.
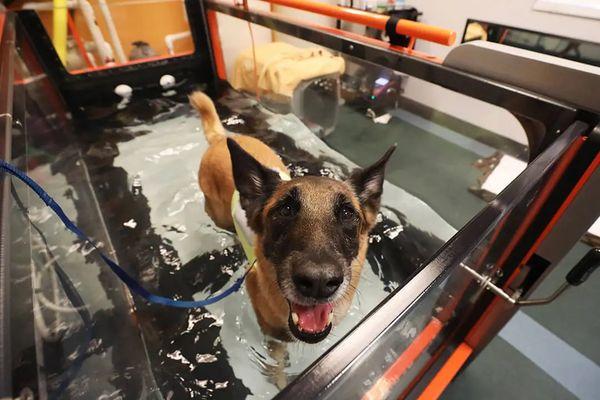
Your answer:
[78,0,111,64]
[22,1,77,11]
[165,31,191,55]
[53,0,68,63]
[67,11,94,68]
[97,0,127,63]
[259,0,456,46]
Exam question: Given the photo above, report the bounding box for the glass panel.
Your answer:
[315,122,582,399]
[2,4,580,400]
[19,0,194,72]
[216,17,528,229]
[7,22,159,399]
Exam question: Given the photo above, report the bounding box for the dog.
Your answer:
[190,91,395,344]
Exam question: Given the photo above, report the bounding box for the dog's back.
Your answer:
[189,91,287,229]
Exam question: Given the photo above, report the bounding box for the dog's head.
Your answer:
[227,138,395,343]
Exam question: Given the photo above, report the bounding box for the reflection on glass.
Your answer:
[463,20,600,67]
[20,0,194,72]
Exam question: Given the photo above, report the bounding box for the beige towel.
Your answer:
[231,42,345,98]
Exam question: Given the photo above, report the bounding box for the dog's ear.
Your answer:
[227,138,281,232]
[348,144,396,228]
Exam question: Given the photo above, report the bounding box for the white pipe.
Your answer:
[97,0,127,63]
[78,0,111,64]
[22,1,77,11]
[86,51,97,67]
[49,256,62,327]
[165,31,191,55]
[35,253,87,313]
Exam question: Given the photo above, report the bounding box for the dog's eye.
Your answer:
[279,202,297,218]
[339,204,356,222]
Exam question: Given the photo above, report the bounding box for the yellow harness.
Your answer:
[231,170,291,263]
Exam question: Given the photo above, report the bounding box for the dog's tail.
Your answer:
[189,91,226,145]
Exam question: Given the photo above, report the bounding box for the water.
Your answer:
[12,84,456,399]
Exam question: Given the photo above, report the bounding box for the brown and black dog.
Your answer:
[190,91,395,344]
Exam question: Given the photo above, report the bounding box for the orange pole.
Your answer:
[207,10,227,80]
[260,0,455,45]
[67,12,94,69]
[361,318,443,400]
[0,13,6,43]
[416,343,472,400]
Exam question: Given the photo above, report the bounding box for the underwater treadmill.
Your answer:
[1,1,599,399]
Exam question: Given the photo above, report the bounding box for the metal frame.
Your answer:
[459,262,571,306]
[0,8,15,397]
[2,1,599,398]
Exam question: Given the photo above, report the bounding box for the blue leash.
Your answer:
[1,159,252,308]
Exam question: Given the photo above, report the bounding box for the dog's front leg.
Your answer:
[265,339,290,390]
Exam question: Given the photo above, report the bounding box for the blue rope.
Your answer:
[1,159,252,308]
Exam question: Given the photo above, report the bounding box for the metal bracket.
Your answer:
[460,247,599,307]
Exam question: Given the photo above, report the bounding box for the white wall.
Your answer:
[215,0,272,80]
[272,3,337,48]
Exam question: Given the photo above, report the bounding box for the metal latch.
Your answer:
[460,247,599,306]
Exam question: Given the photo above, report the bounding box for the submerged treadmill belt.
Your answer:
[23,86,455,399]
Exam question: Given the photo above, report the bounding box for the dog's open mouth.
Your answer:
[288,302,333,343]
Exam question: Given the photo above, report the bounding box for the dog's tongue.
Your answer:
[292,303,333,333]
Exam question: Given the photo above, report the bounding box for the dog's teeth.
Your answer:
[327,312,333,324]
[291,312,299,325]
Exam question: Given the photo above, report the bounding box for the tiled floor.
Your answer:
[325,103,599,400]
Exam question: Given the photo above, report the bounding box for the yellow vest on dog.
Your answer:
[231,170,291,264]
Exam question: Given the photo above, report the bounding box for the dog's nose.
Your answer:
[292,270,343,299]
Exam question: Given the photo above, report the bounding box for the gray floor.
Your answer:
[325,104,599,399]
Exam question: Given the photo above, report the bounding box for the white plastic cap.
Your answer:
[160,74,176,89]
[114,84,133,98]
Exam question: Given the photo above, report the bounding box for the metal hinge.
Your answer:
[460,247,599,306]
